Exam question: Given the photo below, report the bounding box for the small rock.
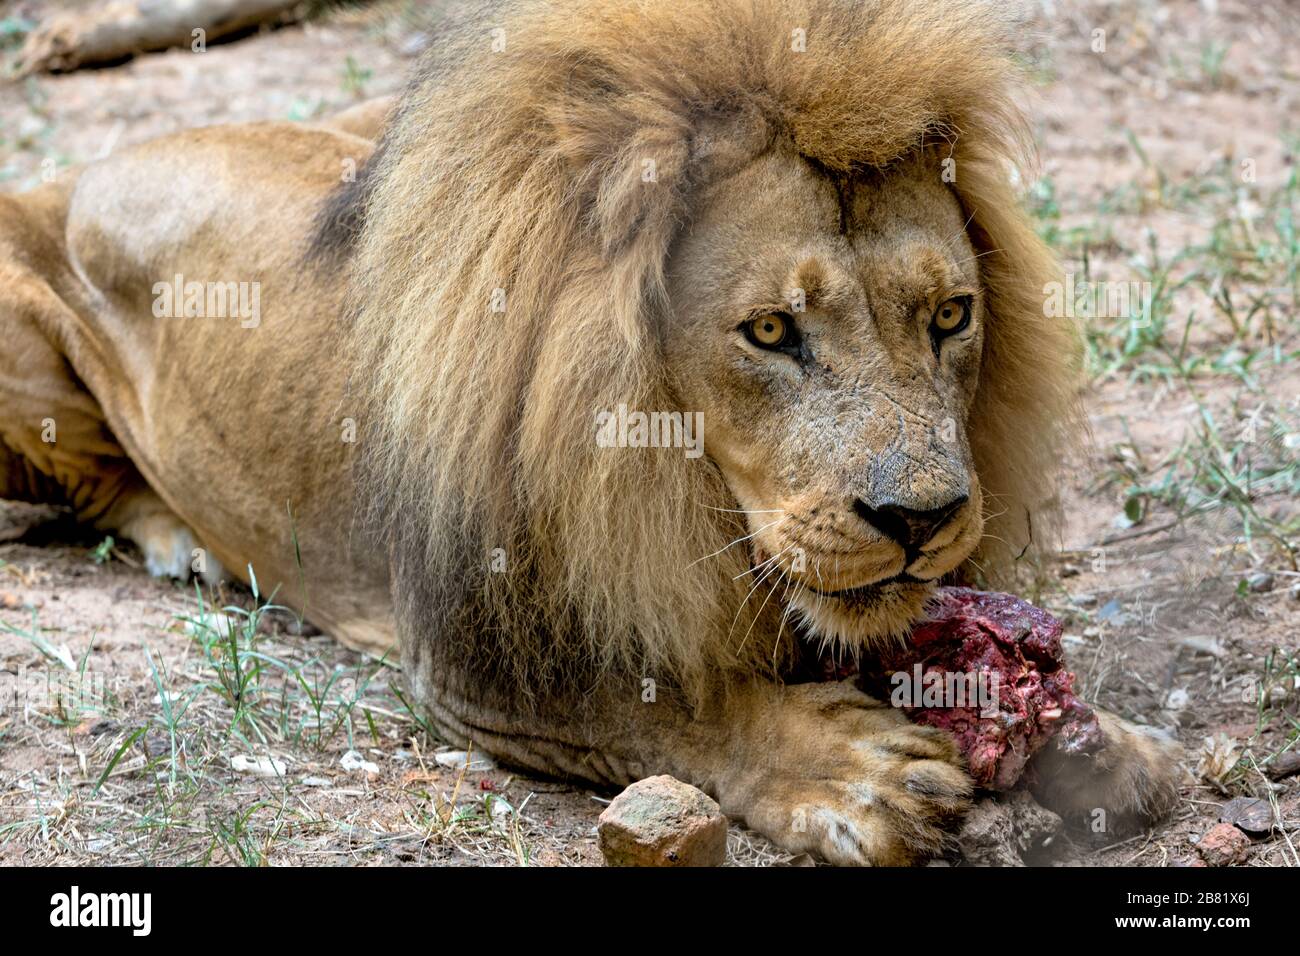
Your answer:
[340,750,380,775]
[1288,583,1300,602]
[597,775,728,867]
[1220,796,1274,835]
[1265,751,1300,781]
[300,776,333,788]
[1071,592,1098,608]
[1244,572,1273,593]
[434,749,496,772]
[1164,687,1190,711]
[957,791,1064,867]
[231,755,288,777]
[1196,822,1251,866]
[0,591,20,610]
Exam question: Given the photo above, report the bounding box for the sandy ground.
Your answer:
[1,0,1298,866]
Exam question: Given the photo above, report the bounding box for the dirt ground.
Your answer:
[1,0,1297,867]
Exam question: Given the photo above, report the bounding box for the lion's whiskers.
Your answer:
[737,561,789,653]
[687,516,784,570]
[699,504,786,515]
[964,553,993,581]
[981,504,1010,524]
[727,547,790,645]
[771,568,803,667]
[734,544,788,580]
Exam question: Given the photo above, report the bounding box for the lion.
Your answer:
[0,0,1180,864]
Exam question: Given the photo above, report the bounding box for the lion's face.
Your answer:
[665,147,986,646]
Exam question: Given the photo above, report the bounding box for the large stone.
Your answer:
[1196,822,1251,866]
[598,775,727,867]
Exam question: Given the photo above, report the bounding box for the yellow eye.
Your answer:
[933,298,969,334]
[748,313,789,347]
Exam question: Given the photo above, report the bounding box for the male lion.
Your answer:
[0,0,1180,864]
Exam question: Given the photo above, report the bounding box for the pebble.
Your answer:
[231,755,288,777]
[1163,687,1190,711]
[434,749,497,772]
[1245,572,1274,593]
[340,750,380,775]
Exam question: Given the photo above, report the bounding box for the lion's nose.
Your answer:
[853,494,968,554]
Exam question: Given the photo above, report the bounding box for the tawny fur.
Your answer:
[350,0,1079,689]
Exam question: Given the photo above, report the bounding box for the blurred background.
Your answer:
[1,0,1297,866]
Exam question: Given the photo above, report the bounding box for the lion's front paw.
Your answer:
[1029,708,1183,838]
[727,682,972,866]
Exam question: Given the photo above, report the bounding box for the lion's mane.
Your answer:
[340,0,1077,698]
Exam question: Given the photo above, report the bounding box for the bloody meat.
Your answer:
[852,587,1104,790]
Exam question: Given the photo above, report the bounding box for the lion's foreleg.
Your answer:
[405,624,972,865]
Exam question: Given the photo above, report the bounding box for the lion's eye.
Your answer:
[744,313,794,350]
[931,297,971,338]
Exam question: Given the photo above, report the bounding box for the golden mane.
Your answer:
[346,0,1078,693]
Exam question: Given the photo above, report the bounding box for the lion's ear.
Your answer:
[547,69,771,261]
[542,66,686,260]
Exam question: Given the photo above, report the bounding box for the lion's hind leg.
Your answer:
[102,487,226,584]
[0,243,221,584]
